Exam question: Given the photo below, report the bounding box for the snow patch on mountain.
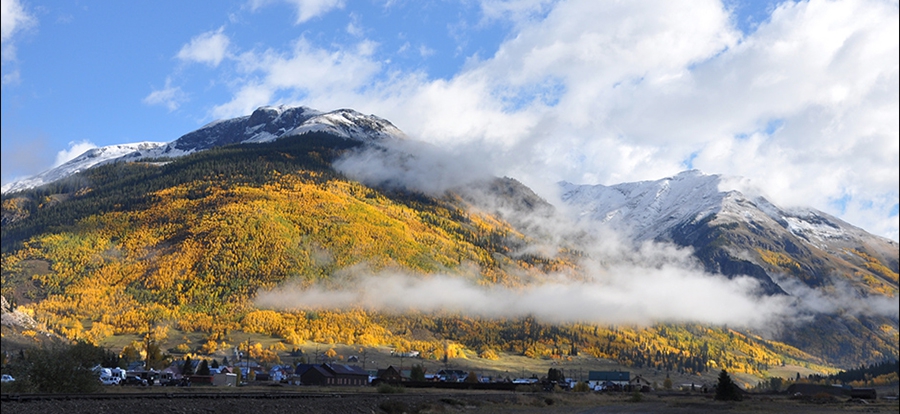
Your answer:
[560,170,731,241]
[2,106,405,194]
[558,170,879,249]
[1,142,167,194]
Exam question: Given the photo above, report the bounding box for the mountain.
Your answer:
[1,106,897,378]
[1,105,404,195]
[561,170,899,365]
[560,170,898,293]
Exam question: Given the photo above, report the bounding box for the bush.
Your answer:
[377,383,405,393]
[629,391,643,402]
[378,400,409,414]
[572,381,591,392]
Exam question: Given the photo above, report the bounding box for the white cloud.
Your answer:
[1,0,35,64]
[143,78,187,111]
[54,140,97,167]
[1,0,34,43]
[177,27,231,67]
[249,0,345,24]
[170,0,899,241]
[257,271,792,328]
[210,37,381,119]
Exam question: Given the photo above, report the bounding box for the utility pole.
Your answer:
[145,319,153,371]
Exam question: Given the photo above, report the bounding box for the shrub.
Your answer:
[572,381,591,392]
[377,383,405,394]
[378,400,409,414]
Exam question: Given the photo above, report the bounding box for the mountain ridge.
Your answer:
[560,170,898,294]
[1,106,404,195]
[1,105,896,373]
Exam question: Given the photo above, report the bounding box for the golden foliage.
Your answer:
[756,249,802,275]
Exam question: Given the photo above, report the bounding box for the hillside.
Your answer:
[1,107,896,383]
[561,171,899,366]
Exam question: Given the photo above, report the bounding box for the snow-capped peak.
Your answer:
[560,170,730,240]
[2,105,405,194]
[558,170,882,250]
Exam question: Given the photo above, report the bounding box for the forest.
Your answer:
[1,132,895,380]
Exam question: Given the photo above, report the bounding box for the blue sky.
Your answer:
[2,0,898,242]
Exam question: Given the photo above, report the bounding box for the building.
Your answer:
[436,369,468,382]
[324,364,369,386]
[376,365,404,383]
[297,363,369,386]
[588,371,630,390]
[300,365,334,386]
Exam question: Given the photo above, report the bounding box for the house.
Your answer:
[629,375,652,392]
[588,371,630,390]
[269,365,292,383]
[212,372,238,387]
[436,369,468,382]
[678,382,708,392]
[292,363,317,385]
[787,383,847,397]
[296,364,369,386]
[300,365,335,385]
[323,364,369,386]
[376,365,404,383]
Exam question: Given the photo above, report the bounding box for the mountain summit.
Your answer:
[1,106,404,194]
[561,169,897,304]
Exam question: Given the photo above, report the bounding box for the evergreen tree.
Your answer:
[183,356,194,376]
[547,368,563,383]
[197,359,211,376]
[410,364,425,382]
[714,369,742,401]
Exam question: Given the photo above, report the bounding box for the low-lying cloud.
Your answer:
[255,186,899,334]
[256,266,791,329]
[332,139,496,197]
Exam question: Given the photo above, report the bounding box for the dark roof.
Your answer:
[294,363,317,376]
[377,366,402,378]
[304,365,333,378]
[629,375,651,385]
[786,383,848,396]
[588,371,630,382]
[326,364,368,376]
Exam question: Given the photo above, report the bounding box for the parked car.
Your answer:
[121,375,148,386]
[1,374,14,383]
[161,377,191,387]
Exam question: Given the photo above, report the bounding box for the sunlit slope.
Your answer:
[0,131,889,376]
[1,133,549,333]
